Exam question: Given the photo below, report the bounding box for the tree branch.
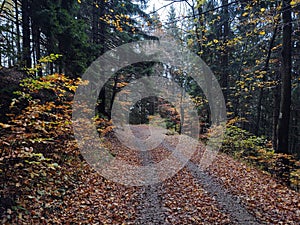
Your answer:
[0,0,7,15]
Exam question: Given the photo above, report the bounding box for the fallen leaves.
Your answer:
[161,168,231,224]
[206,153,300,224]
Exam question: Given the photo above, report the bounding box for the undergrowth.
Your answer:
[221,118,300,192]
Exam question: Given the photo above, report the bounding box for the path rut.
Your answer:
[162,140,260,224]
[132,126,167,224]
[130,125,261,224]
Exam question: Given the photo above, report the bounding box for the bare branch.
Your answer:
[0,0,6,15]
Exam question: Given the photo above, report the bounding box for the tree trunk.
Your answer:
[92,1,99,44]
[93,1,108,117]
[277,0,292,153]
[256,25,278,135]
[0,0,6,15]
[109,76,119,119]
[179,85,185,135]
[221,0,229,103]
[196,4,203,54]
[9,21,14,66]
[32,20,42,76]
[273,77,281,150]
[21,0,31,68]
[14,0,21,64]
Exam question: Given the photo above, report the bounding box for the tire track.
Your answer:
[132,126,167,224]
[125,125,261,224]
[162,139,261,225]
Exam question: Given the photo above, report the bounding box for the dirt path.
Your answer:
[134,127,167,224]
[57,124,298,224]
[162,140,260,224]
[128,125,260,224]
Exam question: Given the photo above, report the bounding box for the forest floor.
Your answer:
[1,125,300,224]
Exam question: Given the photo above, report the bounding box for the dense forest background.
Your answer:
[1,0,299,151]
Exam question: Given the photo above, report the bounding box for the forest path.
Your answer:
[129,125,260,224]
[40,125,299,224]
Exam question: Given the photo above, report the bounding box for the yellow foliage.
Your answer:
[187,38,194,47]
[259,30,266,35]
